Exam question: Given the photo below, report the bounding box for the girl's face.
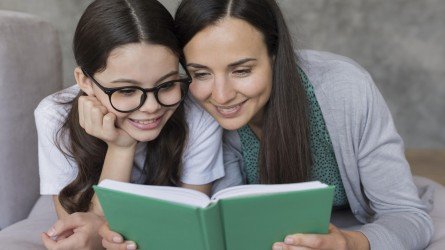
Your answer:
[83,43,180,142]
[184,17,273,131]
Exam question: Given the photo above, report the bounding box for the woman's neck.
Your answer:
[248,108,264,140]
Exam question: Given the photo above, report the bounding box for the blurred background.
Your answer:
[1,0,444,180]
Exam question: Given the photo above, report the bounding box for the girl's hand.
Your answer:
[41,212,105,250]
[78,95,137,149]
[272,224,370,250]
[98,222,137,250]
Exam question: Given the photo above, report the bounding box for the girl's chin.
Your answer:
[129,131,161,142]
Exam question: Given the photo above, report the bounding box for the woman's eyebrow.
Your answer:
[109,70,178,85]
[228,58,256,68]
[186,58,257,70]
[186,63,208,69]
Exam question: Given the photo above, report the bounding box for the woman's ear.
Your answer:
[74,67,95,96]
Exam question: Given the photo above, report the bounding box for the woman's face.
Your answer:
[87,43,180,142]
[184,17,273,131]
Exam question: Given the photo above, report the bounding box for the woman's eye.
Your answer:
[193,72,211,80]
[233,69,251,77]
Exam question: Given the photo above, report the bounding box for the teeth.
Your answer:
[217,105,240,114]
[133,118,157,124]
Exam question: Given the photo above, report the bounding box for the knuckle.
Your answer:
[311,237,323,248]
[102,238,109,248]
[92,107,101,115]
[338,237,348,249]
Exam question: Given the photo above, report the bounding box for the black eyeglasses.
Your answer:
[82,68,192,113]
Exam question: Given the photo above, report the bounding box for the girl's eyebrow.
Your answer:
[187,58,257,70]
[110,71,178,85]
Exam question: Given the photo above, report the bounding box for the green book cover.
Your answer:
[94,180,334,250]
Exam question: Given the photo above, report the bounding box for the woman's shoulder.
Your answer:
[297,50,377,111]
[34,85,79,123]
[297,50,373,92]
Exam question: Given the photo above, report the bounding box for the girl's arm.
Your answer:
[42,95,137,249]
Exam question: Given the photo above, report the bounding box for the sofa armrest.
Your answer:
[0,10,62,229]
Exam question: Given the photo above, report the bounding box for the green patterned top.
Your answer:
[237,69,348,207]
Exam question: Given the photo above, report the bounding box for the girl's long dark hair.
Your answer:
[175,0,312,184]
[56,0,187,213]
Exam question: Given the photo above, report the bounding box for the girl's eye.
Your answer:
[159,82,175,90]
[233,69,251,77]
[117,88,137,96]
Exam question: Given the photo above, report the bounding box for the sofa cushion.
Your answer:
[0,10,62,229]
[0,196,56,250]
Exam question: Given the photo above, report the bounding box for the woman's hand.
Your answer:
[98,222,137,250]
[41,212,105,250]
[78,96,136,149]
[272,224,370,250]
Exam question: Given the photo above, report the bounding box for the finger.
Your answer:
[55,230,74,241]
[90,105,108,135]
[78,96,85,128]
[47,212,86,238]
[328,223,340,233]
[283,233,330,249]
[82,97,94,133]
[102,239,137,250]
[99,222,124,244]
[272,242,312,250]
[41,232,58,249]
[102,112,118,140]
[43,231,88,250]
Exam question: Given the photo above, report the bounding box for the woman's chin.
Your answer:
[217,118,245,131]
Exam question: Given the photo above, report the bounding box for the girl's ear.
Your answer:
[74,67,95,96]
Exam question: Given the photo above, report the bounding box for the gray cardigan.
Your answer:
[213,50,434,250]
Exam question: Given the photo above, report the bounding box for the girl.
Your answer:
[37,0,225,249]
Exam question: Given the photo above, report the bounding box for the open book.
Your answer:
[94,179,334,250]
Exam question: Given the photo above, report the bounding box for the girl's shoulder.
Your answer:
[34,85,79,125]
[183,94,217,132]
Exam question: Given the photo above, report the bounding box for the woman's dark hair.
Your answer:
[57,0,187,213]
[175,0,312,184]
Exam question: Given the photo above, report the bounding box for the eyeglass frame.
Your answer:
[81,67,192,113]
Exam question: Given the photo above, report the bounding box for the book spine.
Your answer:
[198,203,226,250]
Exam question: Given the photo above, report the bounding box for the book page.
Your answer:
[210,181,328,201]
[98,179,211,208]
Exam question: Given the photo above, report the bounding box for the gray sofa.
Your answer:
[0,10,61,249]
[0,10,444,250]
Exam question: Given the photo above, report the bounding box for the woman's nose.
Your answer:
[211,75,236,104]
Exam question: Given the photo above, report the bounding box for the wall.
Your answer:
[1,0,444,147]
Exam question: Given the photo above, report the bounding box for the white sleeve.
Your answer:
[35,96,78,195]
[180,97,225,185]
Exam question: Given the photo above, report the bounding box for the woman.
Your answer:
[101,0,434,249]
[174,0,433,249]
[37,0,225,249]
